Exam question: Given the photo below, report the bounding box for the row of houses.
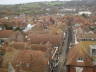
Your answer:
[0,15,65,72]
[66,22,96,72]
[0,15,96,72]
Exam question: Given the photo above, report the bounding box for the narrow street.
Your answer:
[57,21,74,72]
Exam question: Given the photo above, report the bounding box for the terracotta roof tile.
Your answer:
[0,30,14,38]
[12,50,48,72]
[27,33,63,46]
[67,41,96,66]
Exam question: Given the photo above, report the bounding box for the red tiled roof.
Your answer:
[11,41,52,53]
[8,31,26,42]
[0,18,27,27]
[31,43,52,52]
[0,30,14,38]
[12,50,48,72]
[27,33,63,46]
[12,42,29,49]
[66,41,96,66]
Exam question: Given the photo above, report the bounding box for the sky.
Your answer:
[0,0,71,5]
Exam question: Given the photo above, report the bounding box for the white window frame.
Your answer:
[76,67,83,72]
[77,57,84,62]
[90,45,96,56]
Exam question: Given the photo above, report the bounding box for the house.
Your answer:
[36,16,55,29]
[26,33,63,46]
[8,31,26,42]
[66,33,96,72]
[10,18,27,30]
[0,30,14,44]
[11,42,30,50]
[40,16,55,25]
[2,41,59,72]
[3,50,49,72]
[30,42,52,52]
[0,30,14,39]
[78,11,92,16]
[9,41,56,60]
[0,18,27,30]
[10,42,52,52]
[77,33,96,42]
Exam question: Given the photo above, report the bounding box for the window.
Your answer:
[76,67,83,72]
[92,49,96,56]
[90,45,96,56]
[77,57,84,62]
[93,58,96,65]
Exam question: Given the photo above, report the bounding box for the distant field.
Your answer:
[0,1,65,17]
[0,0,96,17]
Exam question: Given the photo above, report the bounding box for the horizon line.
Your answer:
[0,0,71,5]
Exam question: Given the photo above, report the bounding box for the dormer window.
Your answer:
[92,49,96,56]
[77,57,84,62]
[90,45,96,56]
